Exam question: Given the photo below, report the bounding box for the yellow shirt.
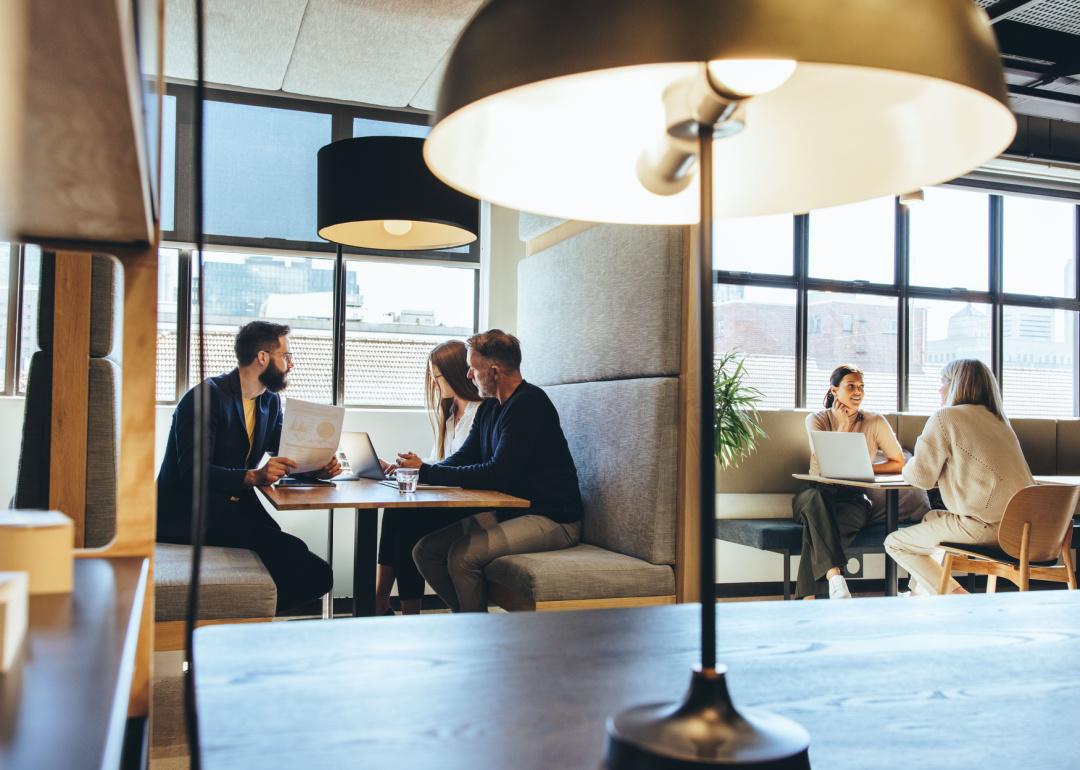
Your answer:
[243,397,256,464]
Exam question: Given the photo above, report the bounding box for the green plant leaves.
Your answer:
[713,351,766,469]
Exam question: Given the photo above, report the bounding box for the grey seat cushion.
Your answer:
[155,543,277,622]
[486,544,675,603]
[715,519,917,554]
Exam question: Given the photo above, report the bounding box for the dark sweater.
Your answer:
[419,381,584,524]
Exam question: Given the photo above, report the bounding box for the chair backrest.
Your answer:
[517,216,684,565]
[997,484,1080,563]
[14,251,123,547]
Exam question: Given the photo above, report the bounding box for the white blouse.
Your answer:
[428,400,480,461]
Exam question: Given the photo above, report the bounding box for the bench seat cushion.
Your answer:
[486,544,675,603]
[714,519,914,554]
[155,543,277,622]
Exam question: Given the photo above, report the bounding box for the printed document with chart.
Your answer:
[278,398,346,473]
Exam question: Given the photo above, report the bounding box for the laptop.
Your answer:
[336,431,459,489]
[336,431,390,481]
[809,431,904,484]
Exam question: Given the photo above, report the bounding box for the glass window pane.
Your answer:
[908,299,991,413]
[353,117,429,139]
[808,197,894,284]
[344,260,476,406]
[191,252,334,403]
[1003,196,1076,298]
[160,94,177,233]
[714,285,796,408]
[909,187,989,291]
[0,243,10,383]
[807,292,897,413]
[714,214,792,275]
[157,248,179,402]
[205,101,331,241]
[1002,307,1078,418]
[18,246,41,393]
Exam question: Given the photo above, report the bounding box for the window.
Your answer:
[204,100,332,242]
[344,260,477,406]
[0,243,10,383]
[1002,307,1078,418]
[909,187,989,290]
[1003,195,1076,298]
[714,213,793,275]
[157,248,180,402]
[354,117,429,139]
[908,299,991,413]
[190,251,335,404]
[18,246,41,394]
[160,94,177,233]
[713,285,796,408]
[808,197,894,284]
[807,292,897,413]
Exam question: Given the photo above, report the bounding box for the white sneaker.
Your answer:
[828,574,851,600]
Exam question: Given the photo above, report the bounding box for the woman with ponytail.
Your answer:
[792,364,913,599]
[374,340,483,615]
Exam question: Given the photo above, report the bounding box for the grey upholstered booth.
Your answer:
[12,252,276,642]
[483,217,683,610]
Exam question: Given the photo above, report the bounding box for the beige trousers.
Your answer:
[884,509,997,595]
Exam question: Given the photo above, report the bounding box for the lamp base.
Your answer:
[604,668,810,769]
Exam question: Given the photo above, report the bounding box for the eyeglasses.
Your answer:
[261,349,294,365]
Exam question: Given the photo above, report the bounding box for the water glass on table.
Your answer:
[395,467,419,493]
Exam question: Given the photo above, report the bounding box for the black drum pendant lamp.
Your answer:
[317,135,478,250]
[423,0,1014,767]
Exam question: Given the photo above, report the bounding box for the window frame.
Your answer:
[714,183,1080,416]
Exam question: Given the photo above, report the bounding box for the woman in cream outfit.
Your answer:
[374,340,481,615]
[885,359,1033,596]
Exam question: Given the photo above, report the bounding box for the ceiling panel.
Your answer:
[283,0,481,108]
[410,49,448,112]
[164,0,308,90]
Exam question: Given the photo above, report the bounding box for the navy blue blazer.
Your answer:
[156,369,283,541]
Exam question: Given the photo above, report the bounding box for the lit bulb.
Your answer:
[382,219,414,236]
[706,59,796,98]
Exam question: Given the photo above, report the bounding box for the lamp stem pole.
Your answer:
[698,123,716,672]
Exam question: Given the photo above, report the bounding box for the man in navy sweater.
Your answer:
[157,321,336,612]
[405,329,583,612]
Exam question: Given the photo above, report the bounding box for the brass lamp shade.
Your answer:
[425,0,1016,224]
[318,136,478,250]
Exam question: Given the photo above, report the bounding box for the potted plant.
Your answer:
[713,351,766,469]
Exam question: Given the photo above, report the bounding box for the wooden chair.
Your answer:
[938,485,1080,594]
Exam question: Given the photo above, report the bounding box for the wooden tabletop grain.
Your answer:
[257,478,530,511]
[1,558,148,770]
[792,473,914,490]
[195,591,1080,770]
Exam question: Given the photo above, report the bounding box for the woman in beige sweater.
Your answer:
[885,359,1033,596]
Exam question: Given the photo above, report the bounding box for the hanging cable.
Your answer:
[182,0,207,765]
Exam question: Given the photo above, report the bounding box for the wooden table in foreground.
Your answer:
[1,558,148,769]
[258,479,529,616]
[196,591,1080,769]
[792,473,913,596]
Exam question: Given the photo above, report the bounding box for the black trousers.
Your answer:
[377,507,478,601]
[163,491,333,613]
[792,485,879,599]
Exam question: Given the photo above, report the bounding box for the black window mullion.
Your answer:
[989,195,1004,382]
[795,213,809,409]
[172,85,196,245]
[896,198,909,413]
[332,245,346,406]
[175,249,192,399]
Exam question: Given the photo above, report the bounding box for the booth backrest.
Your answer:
[517,217,685,565]
[717,408,1076,500]
[14,252,123,547]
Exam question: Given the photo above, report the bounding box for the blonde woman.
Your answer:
[375,340,482,615]
[793,364,908,600]
[885,359,1033,596]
